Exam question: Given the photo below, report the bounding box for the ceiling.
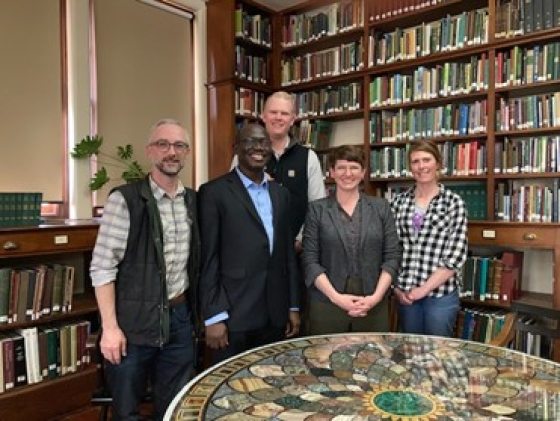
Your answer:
[256,0,307,11]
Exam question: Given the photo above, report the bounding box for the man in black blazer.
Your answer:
[198,123,300,363]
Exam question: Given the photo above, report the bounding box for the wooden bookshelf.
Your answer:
[0,221,100,419]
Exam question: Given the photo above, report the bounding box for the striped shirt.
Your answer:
[90,177,191,300]
[390,184,467,297]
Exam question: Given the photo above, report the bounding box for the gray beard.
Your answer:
[156,161,183,176]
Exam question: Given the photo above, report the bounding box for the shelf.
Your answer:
[0,294,98,332]
[493,26,560,50]
[235,36,272,52]
[370,133,487,147]
[513,291,556,312]
[0,365,98,420]
[495,79,560,95]
[281,26,364,55]
[461,298,511,309]
[370,90,488,112]
[494,172,560,180]
[283,71,365,92]
[234,78,274,92]
[369,0,487,32]
[495,127,560,137]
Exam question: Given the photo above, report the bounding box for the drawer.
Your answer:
[468,225,556,248]
[0,226,98,257]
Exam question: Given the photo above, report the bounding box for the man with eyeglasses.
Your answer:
[199,123,300,363]
[90,118,200,420]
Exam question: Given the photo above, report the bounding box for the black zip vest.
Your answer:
[112,177,200,346]
[265,141,309,238]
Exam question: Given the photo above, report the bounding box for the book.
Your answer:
[62,265,75,313]
[11,333,27,387]
[1,335,14,391]
[0,268,10,323]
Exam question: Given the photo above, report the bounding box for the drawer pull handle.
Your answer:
[523,233,537,241]
[2,241,18,251]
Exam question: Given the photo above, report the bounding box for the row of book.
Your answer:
[280,40,364,86]
[496,92,560,132]
[0,321,92,394]
[495,136,560,174]
[281,0,364,47]
[294,120,333,151]
[369,0,449,22]
[369,8,489,66]
[496,0,560,39]
[461,251,523,303]
[495,180,560,222]
[294,82,362,118]
[369,54,489,107]
[515,316,556,359]
[381,183,488,221]
[495,42,560,88]
[369,140,487,178]
[235,46,267,84]
[370,101,488,142]
[234,4,271,47]
[0,192,42,228]
[0,265,75,325]
[456,308,511,343]
[235,87,265,118]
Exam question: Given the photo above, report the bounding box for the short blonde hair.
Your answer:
[264,91,296,114]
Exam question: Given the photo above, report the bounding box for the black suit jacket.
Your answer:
[198,170,299,333]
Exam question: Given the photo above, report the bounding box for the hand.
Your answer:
[406,285,429,301]
[394,287,414,306]
[285,311,300,338]
[348,294,382,317]
[205,322,229,350]
[294,240,303,254]
[100,326,127,365]
[333,293,364,313]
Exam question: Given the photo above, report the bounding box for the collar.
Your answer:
[148,175,185,200]
[235,167,268,188]
[404,183,446,199]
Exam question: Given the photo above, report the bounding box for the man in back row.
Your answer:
[233,91,327,246]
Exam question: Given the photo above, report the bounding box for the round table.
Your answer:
[165,333,560,420]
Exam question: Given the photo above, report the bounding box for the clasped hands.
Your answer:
[334,293,380,317]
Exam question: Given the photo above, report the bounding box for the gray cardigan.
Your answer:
[302,194,401,303]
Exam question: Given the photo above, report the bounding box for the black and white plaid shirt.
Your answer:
[390,184,468,297]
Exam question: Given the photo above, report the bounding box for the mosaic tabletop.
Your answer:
[165,333,560,420]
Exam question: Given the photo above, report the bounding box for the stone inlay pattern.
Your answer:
[167,333,560,420]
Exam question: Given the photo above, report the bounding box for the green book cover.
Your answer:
[0,268,10,323]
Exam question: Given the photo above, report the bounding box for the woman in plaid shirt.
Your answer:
[390,141,468,337]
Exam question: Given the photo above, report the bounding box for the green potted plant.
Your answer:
[71,135,147,190]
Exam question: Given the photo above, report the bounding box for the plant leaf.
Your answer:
[117,144,134,160]
[122,161,146,182]
[71,135,103,158]
[89,167,110,190]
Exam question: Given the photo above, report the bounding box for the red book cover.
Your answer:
[1,336,15,390]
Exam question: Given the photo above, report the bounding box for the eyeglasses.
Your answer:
[150,139,190,153]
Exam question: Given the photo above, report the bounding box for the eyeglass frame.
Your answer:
[149,139,190,153]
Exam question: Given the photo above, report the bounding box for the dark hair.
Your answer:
[329,145,365,169]
[407,140,442,168]
[235,123,267,145]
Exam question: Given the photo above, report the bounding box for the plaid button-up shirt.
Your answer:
[390,184,468,297]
